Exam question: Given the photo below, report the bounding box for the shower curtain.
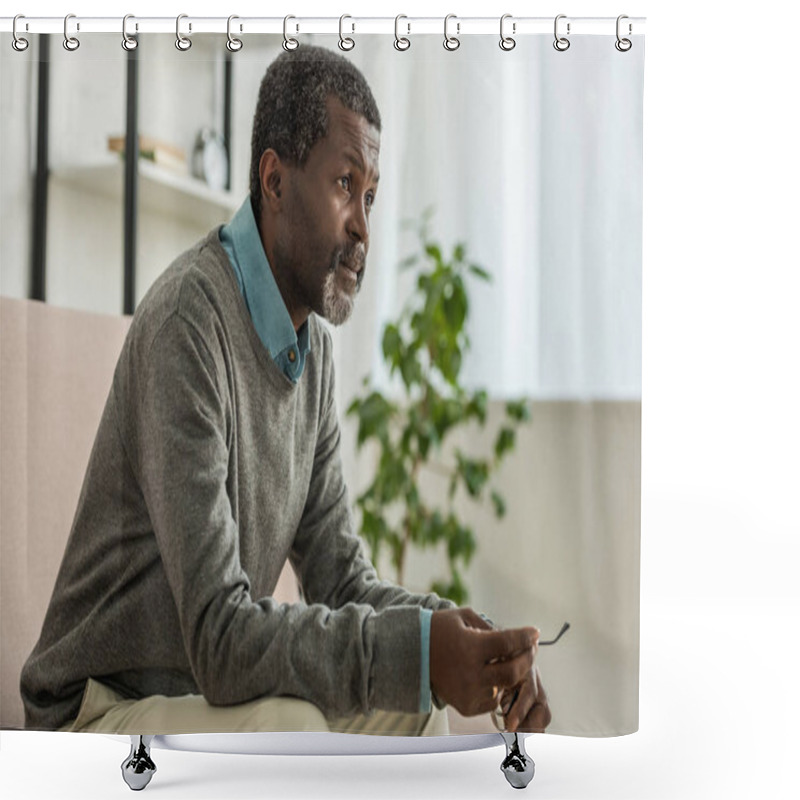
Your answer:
[0,21,644,742]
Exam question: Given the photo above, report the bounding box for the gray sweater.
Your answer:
[20,230,455,731]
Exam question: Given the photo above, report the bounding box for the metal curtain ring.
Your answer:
[122,14,138,51]
[394,14,410,51]
[615,14,632,52]
[443,14,460,51]
[12,15,29,52]
[339,14,355,51]
[63,14,80,51]
[499,14,516,51]
[227,15,243,52]
[283,15,299,51]
[553,14,570,52]
[175,14,192,51]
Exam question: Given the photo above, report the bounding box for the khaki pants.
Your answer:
[61,678,449,737]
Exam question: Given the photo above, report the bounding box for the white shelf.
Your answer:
[50,159,242,231]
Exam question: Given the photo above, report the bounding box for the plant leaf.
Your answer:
[468,263,491,282]
[491,490,507,519]
[506,399,532,422]
[425,244,443,266]
[494,427,516,460]
[382,324,402,362]
[468,390,488,425]
[356,392,394,447]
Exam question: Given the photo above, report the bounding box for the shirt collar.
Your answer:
[220,198,311,367]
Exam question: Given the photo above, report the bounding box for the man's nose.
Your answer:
[347,199,369,247]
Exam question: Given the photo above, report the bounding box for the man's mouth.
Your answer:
[339,261,363,281]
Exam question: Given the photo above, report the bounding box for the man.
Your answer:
[21,45,550,737]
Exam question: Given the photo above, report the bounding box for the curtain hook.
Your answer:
[499,14,516,51]
[12,15,29,52]
[443,14,460,51]
[553,14,570,52]
[615,14,632,52]
[122,14,138,51]
[63,13,80,51]
[227,15,243,52]
[283,15,299,51]
[338,14,355,51]
[394,14,410,51]
[175,14,192,51]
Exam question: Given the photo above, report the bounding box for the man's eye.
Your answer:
[366,192,375,209]
[340,176,351,192]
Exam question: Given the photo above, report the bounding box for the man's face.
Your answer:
[272,96,380,327]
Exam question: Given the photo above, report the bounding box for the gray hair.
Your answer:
[249,45,382,223]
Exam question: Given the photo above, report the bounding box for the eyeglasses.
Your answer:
[491,622,570,733]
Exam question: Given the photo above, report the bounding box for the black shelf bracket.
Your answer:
[31,35,50,302]
[123,44,139,316]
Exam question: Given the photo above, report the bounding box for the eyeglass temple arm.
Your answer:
[538,621,570,646]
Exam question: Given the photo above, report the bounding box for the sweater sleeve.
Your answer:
[133,312,433,716]
[289,337,456,711]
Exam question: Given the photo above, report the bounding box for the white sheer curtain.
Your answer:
[323,34,643,408]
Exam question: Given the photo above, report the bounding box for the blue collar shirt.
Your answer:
[219,198,311,384]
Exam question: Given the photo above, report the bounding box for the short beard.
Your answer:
[320,248,364,326]
[321,264,355,326]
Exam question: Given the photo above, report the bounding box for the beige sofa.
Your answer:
[0,296,488,735]
[0,296,299,730]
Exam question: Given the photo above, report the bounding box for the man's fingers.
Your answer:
[481,626,539,663]
[519,699,551,732]
[460,607,493,630]
[533,665,546,704]
[478,685,504,716]
[503,678,534,733]
[518,668,551,732]
[484,648,533,690]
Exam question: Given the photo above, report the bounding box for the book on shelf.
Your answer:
[107,135,188,175]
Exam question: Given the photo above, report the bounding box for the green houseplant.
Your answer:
[346,209,532,605]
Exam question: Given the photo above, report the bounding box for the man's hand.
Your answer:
[500,665,551,733]
[430,608,539,718]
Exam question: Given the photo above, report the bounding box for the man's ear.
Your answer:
[259,149,284,209]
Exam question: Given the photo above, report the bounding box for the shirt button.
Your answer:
[288,349,296,363]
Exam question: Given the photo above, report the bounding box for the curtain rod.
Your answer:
[1,16,646,37]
